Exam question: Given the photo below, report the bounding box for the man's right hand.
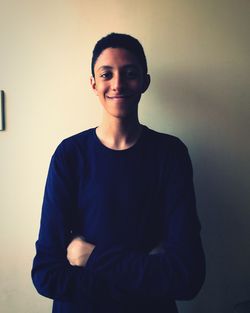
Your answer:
[67,237,95,267]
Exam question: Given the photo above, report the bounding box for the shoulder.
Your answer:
[60,128,95,149]
[144,125,188,153]
[50,128,96,173]
[144,126,193,176]
[143,126,192,172]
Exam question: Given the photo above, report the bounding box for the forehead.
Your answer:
[94,48,141,72]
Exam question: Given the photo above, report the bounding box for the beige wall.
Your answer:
[0,0,249,312]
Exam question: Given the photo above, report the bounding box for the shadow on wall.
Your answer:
[151,67,250,313]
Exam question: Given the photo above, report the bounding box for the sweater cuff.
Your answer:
[85,244,123,271]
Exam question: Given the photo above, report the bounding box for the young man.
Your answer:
[32,33,205,313]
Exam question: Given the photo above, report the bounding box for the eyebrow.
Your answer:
[96,64,139,72]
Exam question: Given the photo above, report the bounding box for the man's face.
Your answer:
[91,48,150,119]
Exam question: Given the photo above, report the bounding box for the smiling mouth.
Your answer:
[106,95,132,100]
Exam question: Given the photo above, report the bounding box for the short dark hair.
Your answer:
[91,33,148,77]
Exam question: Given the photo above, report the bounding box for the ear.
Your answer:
[90,76,98,95]
[141,74,151,94]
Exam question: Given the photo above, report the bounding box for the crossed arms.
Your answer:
[32,140,205,304]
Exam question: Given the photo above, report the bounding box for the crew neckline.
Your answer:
[92,125,147,153]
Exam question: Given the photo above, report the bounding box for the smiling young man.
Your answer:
[32,33,205,313]
[90,40,150,151]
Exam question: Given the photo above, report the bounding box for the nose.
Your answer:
[112,73,125,92]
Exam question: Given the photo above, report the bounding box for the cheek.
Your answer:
[96,82,108,96]
[130,80,143,91]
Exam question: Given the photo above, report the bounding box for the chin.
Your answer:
[110,109,137,119]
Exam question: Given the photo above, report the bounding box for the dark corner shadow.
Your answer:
[152,68,250,313]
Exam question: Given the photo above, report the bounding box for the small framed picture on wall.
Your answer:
[1,90,5,131]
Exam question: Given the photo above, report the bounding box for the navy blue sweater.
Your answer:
[32,126,205,313]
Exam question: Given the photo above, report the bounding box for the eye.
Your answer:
[100,72,112,79]
[126,68,139,79]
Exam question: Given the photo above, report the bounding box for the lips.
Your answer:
[106,94,132,99]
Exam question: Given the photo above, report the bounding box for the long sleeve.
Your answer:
[32,128,205,312]
[85,141,205,304]
[31,142,95,302]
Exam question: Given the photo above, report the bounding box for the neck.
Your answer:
[96,115,142,150]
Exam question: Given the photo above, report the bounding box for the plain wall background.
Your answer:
[0,0,249,312]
